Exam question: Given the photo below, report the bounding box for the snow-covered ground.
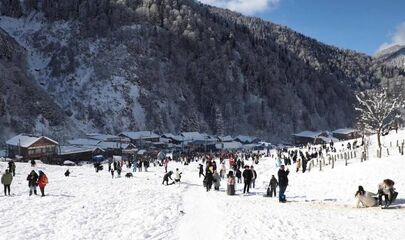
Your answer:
[1,131,405,240]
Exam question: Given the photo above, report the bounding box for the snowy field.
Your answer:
[1,131,405,240]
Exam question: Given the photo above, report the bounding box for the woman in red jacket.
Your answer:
[37,171,48,197]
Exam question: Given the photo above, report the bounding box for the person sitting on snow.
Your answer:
[355,186,377,208]
[378,179,397,207]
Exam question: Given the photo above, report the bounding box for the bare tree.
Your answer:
[355,89,403,156]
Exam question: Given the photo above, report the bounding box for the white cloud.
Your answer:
[199,0,280,15]
[378,21,405,52]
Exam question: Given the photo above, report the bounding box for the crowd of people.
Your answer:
[0,145,398,208]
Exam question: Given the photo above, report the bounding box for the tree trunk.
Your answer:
[377,129,382,158]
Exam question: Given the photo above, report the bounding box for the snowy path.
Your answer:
[176,174,226,240]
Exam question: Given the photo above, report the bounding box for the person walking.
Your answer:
[132,158,138,173]
[27,170,39,196]
[220,163,226,179]
[213,170,221,191]
[227,171,235,196]
[1,169,13,196]
[235,168,242,184]
[198,164,204,178]
[242,166,253,194]
[204,167,214,192]
[251,166,257,188]
[278,165,289,202]
[8,160,16,177]
[37,171,48,197]
[269,175,278,197]
[164,158,169,173]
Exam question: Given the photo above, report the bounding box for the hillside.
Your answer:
[0,28,78,144]
[0,0,404,142]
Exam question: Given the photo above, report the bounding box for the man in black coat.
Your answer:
[278,165,290,202]
[242,166,253,194]
[26,170,39,196]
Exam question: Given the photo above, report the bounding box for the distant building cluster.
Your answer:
[292,128,362,145]
[2,131,266,164]
[2,128,363,164]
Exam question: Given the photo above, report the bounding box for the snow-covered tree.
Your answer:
[355,89,403,154]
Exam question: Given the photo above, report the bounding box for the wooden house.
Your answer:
[6,134,59,162]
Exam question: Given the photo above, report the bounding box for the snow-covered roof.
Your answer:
[59,146,104,155]
[86,133,124,141]
[68,138,101,146]
[234,135,259,143]
[161,133,184,142]
[218,136,234,142]
[6,134,58,148]
[292,131,324,139]
[332,128,359,135]
[215,141,243,150]
[120,131,160,140]
[97,141,133,149]
[181,132,207,141]
[319,136,339,143]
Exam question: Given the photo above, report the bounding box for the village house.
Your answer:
[119,131,160,146]
[233,135,261,144]
[332,128,361,140]
[6,134,59,161]
[56,146,105,164]
[292,131,338,145]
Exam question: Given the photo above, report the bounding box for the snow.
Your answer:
[1,131,405,239]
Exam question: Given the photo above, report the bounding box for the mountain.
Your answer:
[0,27,78,145]
[375,45,405,69]
[0,0,404,144]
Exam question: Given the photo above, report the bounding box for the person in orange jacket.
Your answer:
[37,171,48,197]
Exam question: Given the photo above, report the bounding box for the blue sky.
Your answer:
[199,0,405,55]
